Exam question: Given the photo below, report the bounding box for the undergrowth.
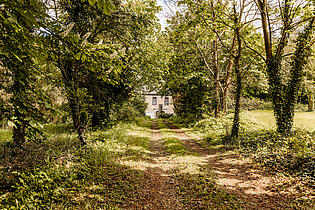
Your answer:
[0,120,152,209]
[182,112,314,182]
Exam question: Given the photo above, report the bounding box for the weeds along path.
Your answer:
[162,120,300,209]
[135,120,183,209]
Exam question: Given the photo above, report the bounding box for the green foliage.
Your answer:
[0,129,12,142]
[110,94,148,122]
[0,121,150,208]
[1,167,71,208]
[168,114,199,127]
[159,112,173,118]
[0,0,49,144]
[238,129,314,180]
[194,113,260,145]
[190,112,314,180]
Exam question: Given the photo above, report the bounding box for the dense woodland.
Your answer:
[0,0,314,208]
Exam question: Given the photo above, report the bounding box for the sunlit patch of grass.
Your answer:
[0,129,12,142]
[164,137,194,156]
[247,110,315,131]
[156,119,168,129]
[174,171,240,209]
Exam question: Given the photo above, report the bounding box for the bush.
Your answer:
[169,114,201,127]
[111,94,147,122]
[193,113,261,145]
[159,112,173,118]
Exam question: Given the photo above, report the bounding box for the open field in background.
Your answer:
[247,110,315,131]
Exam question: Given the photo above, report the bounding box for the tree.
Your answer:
[255,0,314,133]
[45,0,160,143]
[303,55,315,112]
[0,0,48,146]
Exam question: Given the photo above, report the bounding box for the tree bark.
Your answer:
[308,92,314,112]
[230,7,242,140]
[280,17,315,133]
[67,81,86,145]
[59,59,86,145]
[211,1,220,118]
[213,37,221,118]
[221,34,237,114]
[257,0,314,134]
[12,64,27,147]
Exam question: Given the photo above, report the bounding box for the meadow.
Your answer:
[248,110,315,131]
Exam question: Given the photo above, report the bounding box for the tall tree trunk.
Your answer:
[230,9,242,140]
[12,64,27,147]
[257,0,314,134]
[59,59,86,145]
[221,34,237,114]
[211,1,220,118]
[308,92,314,112]
[213,37,220,118]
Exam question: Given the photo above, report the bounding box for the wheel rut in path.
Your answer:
[162,120,303,210]
[136,121,183,210]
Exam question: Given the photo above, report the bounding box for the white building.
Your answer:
[143,92,174,119]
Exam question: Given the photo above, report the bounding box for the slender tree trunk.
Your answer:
[308,92,314,112]
[59,60,86,145]
[210,0,220,118]
[213,38,220,118]
[230,10,242,140]
[230,59,242,139]
[12,65,27,147]
[221,35,237,114]
[67,81,86,145]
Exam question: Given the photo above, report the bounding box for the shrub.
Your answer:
[159,112,173,118]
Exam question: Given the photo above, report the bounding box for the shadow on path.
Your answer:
[162,120,310,209]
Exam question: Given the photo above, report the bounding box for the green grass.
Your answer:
[0,129,12,142]
[248,110,315,131]
[175,171,240,209]
[164,137,192,156]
